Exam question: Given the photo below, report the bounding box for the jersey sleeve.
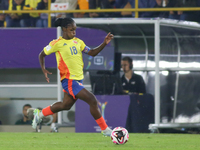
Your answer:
[43,39,60,55]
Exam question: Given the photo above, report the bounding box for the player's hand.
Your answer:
[42,69,52,83]
[104,32,114,45]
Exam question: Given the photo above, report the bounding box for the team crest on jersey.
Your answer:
[73,40,78,44]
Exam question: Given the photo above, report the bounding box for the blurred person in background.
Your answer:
[0,14,5,27]
[36,0,55,27]
[52,0,88,19]
[6,0,28,27]
[23,0,42,27]
[15,104,32,125]
[121,56,146,94]
[150,0,175,19]
[114,0,156,18]
[0,0,8,27]
[89,0,117,18]
[0,0,8,10]
[73,0,89,18]
[169,0,199,22]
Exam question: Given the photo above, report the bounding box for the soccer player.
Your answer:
[30,17,113,136]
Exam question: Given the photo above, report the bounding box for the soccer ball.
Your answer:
[111,127,129,145]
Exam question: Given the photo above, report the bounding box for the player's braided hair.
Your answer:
[54,17,75,28]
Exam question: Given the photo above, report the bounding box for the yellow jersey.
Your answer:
[24,0,41,17]
[44,36,90,81]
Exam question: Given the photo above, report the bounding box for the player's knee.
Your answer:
[88,96,98,107]
[62,103,72,110]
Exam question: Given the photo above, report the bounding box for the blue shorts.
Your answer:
[61,78,84,99]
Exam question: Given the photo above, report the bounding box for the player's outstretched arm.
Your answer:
[39,50,52,83]
[87,32,114,56]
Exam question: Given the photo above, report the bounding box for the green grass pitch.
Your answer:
[0,132,200,150]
